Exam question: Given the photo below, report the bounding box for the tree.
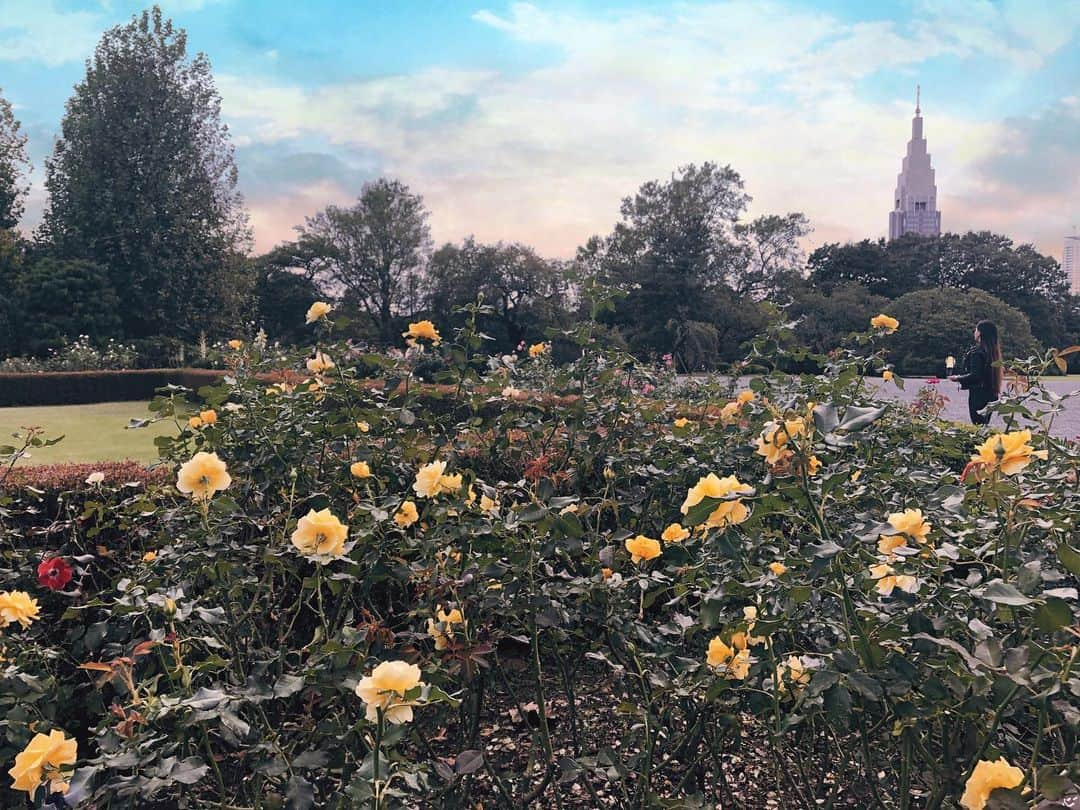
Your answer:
[885,287,1040,375]
[0,86,30,230]
[291,179,431,347]
[788,281,889,354]
[12,257,122,356]
[41,6,251,340]
[729,212,811,300]
[251,250,326,346]
[425,238,569,351]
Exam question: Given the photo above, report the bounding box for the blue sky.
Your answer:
[1,0,1077,258]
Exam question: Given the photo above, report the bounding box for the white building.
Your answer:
[1066,234,1080,295]
[889,87,942,240]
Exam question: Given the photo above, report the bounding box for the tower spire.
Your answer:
[915,84,921,115]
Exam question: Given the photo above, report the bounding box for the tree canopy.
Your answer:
[0,86,30,231]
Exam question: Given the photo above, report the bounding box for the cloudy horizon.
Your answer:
[1,0,1078,260]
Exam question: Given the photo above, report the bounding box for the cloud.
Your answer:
[0,1,104,66]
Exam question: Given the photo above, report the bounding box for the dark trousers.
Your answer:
[968,391,994,425]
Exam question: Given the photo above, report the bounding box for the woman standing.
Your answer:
[948,320,1003,425]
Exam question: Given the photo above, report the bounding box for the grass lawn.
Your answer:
[0,402,180,465]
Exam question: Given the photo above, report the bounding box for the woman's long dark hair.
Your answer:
[977,319,1003,396]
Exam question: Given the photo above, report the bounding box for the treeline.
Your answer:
[0,6,1074,375]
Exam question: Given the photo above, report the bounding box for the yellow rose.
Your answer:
[413,461,447,498]
[142,551,157,563]
[769,562,787,576]
[971,430,1047,476]
[350,461,372,479]
[806,455,822,476]
[680,473,753,528]
[439,473,463,495]
[887,508,931,544]
[674,417,692,428]
[960,758,1024,810]
[188,415,203,429]
[290,508,349,562]
[706,637,751,679]
[427,607,465,650]
[776,655,811,693]
[870,313,899,333]
[354,660,424,724]
[755,418,806,466]
[402,320,441,344]
[7,729,77,795]
[306,351,335,374]
[479,494,498,513]
[228,339,243,350]
[528,342,547,357]
[625,534,661,563]
[176,452,231,501]
[661,523,690,543]
[394,501,419,528]
[736,390,755,404]
[869,563,918,596]
[305,301,332,324]
[877,534,907,559]
[356,421,370,433]
[601,567,613,580]
[199,409,217,425]
[0,591,40,629]
[719,401,741,424]
[883,370,894,382]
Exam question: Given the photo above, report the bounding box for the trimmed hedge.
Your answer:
[0,368,228,406]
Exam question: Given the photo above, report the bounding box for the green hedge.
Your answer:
[0,368,227,406]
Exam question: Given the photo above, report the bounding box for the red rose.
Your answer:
[37,557,73,591]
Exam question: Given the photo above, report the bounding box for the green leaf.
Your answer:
[846,672,884,702]
[286,774,315,809]
[1034,597,1073,632]
[978,581,1035,606]
[274,674,305,698]
[1058,543,1080,576]
[455,750,484,775]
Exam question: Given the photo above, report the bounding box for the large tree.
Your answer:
[291,179,431,346]
[41,6,251,340]
[729,212,811,301]
[426,237,569,351]
[0,86,30,231]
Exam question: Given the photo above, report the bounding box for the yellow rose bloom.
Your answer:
[719,401,741,424]
[755,418,806,465]
[290,508,349,562]
[528,342,547,357]
[870,313,899,333]
[142,551,157,563]
[199,409,217,425]
[680,473,753,528]
[883,370,894,382]
[394,501,419,528]
[661,523,690,543]
[806,455,822,476]
[356,421,370,433]
[7,729,77,795]
[402,320,441,344]
[877,534,907,559]
[439,473,463,495]
[971,430,1047,476]
[601,567,613,580]
[427,607,465,650]
[769,562,787,576]
[176,452,231,501]
[706,637,751,679]
[869,563,918,596]
[188,415,203,429]
[674,417,692,428]
[306,351,335,374]
[354,660,424,724]
[960,758,1024,810]
[350,461,372,479]
[736,390,755,404]
[413,461,447,498]
[776,655,811,693]
[625,534,661,563]
[305,301,332,324]
[887,508,931,544]
[228,339,243,350]
[479,494,498,513]
[0,591,40,629]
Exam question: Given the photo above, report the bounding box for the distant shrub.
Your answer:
[0,368,228,406]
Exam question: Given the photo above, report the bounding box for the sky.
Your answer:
[0,0,1078,260]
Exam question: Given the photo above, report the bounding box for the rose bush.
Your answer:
[0,304,1077,808]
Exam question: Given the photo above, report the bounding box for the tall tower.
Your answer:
[1065,233,1080,295]
[889,85,941,240]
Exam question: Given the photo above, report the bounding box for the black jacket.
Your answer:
[955,345,995,394]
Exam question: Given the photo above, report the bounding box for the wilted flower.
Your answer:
[870,313,899,333]
[350,461,372,479]
[291,509,349,562]
[680,473,753,528]
[971,430,1047,476]
[625,535,661,563]
[355,660,424,724]
[427,607,466,650]
[403,320,441,344]
[306,301,332,324]
[176,452,231,501]
[37,558,73,591]
[7,729,77,795]
[306,351,335,374]
[960,758,1024,810]
[394,501,419,528]
[0,591,40,629]
[661,523,689,543]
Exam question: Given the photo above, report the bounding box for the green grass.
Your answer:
[0,402,180,465]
